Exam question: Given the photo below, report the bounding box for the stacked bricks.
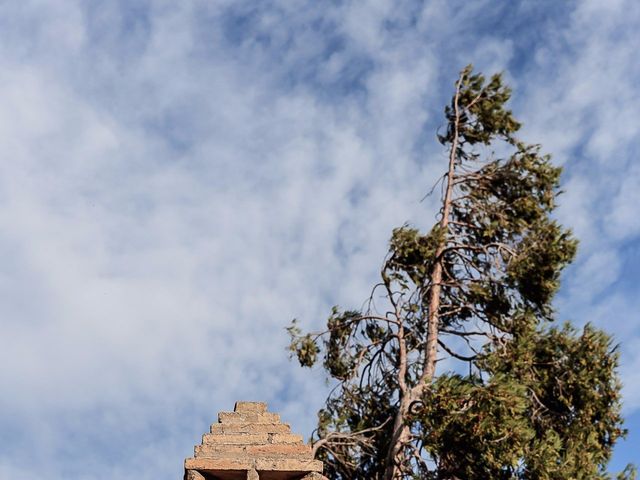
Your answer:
[184,401,324,480]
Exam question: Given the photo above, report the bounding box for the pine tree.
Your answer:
[288,66,635,480]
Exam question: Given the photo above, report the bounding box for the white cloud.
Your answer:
[608,163,640,241]
[520,0,640,332]
[567,250,622,303]
[620,337,640,413]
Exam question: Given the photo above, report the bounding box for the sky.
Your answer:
[0,0,638,478]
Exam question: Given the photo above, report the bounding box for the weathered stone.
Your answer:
[219,411,281,424]
[254,458,323,472]
[268,433,303,444]
[195,443,312,459]
[202,433,269,445]
[184,402,323,479]
[211,423,291,435]
[185,457,254,471]
[185,456,321,472]
[184,470,206,480]
[300,474,326,480]
[235,401,268,414]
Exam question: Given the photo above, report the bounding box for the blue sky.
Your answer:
[0,0,638,478]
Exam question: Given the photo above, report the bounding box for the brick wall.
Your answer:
[184,402,324,480]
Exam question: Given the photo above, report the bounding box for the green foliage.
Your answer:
[287,319,320,367]
[480,323,629,479]
[287,66,632,479]
[418,374,532,479]
[440,66,520,146]
[387,225,443,286]
[412,323,631,479]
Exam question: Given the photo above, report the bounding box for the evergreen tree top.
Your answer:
[288,66,634,480]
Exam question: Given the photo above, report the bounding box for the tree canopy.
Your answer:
[288,66,635,480]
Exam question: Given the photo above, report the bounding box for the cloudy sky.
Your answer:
[0,0,638,478]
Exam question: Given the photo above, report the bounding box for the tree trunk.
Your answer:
[383,71,464,480]
[383,397,412,480]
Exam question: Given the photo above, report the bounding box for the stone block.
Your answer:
[185,457,253,471]
[184,470,206,480]
[202,433,269,445]
[268,433,303,444]
[185,402,323,479]
[254,458,323,472]
[218,412,281,424]
[300,474,326,480]
[211,423,292,435]
[235,402,268,414]
[195,443,311,459]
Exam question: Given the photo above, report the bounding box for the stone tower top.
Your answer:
[184,401,324,480]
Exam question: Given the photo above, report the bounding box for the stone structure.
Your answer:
[184,401,324,480]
